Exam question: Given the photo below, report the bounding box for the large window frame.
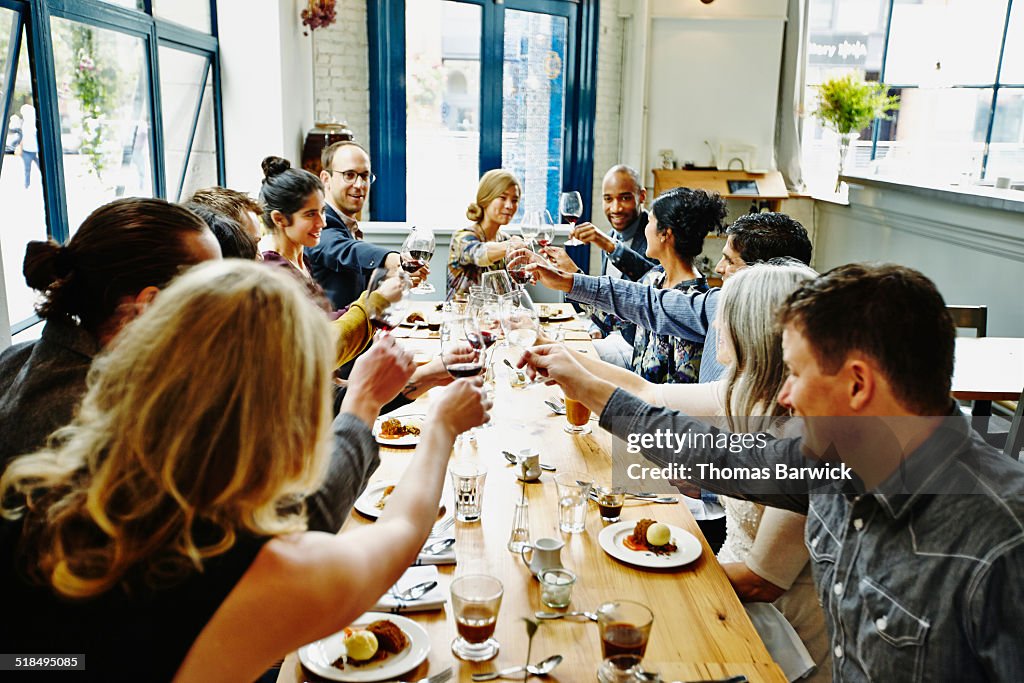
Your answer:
[807,0,1021,184]
[367,0,599,222]
[0,0,224,335]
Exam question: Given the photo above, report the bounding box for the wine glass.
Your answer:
[365,266,412,333]
[401,226,435,294]
[481,269,515,298]
[519,210,540,247]
[560,191,583,245]
[535,210,555,250]
[502,290,541,349]
[442,314,485,378]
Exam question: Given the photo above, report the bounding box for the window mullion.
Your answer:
[478,0,504,173]
[0,11,23,183]
[175,58,210,201]
[869,0,896,163]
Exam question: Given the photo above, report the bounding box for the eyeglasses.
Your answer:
[328,168,376,185]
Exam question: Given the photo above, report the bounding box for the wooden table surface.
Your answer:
[952,337,1024,401]
[277,305,785,683]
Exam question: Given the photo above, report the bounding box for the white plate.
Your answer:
[298,612,430,682]
[354,480,447,521]
[373,414,425,447]
[598,521,702,569]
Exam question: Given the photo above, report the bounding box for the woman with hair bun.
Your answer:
[0,197,221,468]
[257,155,400,368]
[0,259,490,682]
[446,168,525,295]
[630,187,727,384]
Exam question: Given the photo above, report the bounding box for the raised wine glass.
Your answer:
[481,269,515,298]
[365,266,412,334]
[534,210,555,251]
[519,210,540,247]
[502,290,541,349]
[401,226,435,294]
[442,314,485,379]
[560,191,583,245]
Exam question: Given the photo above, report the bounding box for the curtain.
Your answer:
[775,0,809,192]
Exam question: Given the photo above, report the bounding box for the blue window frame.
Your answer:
[0,0,223,336]
[367,0,598,223]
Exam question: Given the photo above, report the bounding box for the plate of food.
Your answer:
[298,612,430,682]
[354,480,447,520]
[537,304,574,323]
[400,312,441,331]
[598,518,702,569]
[373,414,424,447]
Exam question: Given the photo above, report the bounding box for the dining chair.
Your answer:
[948,305,991,430]
[1003,387,1023,461]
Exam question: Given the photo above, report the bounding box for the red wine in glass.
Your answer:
[561,212,580,228]
[370,316,396,332]
[480,330,497,348]
[509,267,531,285]
[446,362,484,378]
[401,258,426,274]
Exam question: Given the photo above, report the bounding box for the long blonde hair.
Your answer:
[1,260,335,598]
[719,261,817,432]
[466,169,521,223]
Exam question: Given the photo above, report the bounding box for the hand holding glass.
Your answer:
[366,267,411,332]
[560,191,583,245]
[401,226,435,293]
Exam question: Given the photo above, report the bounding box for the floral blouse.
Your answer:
[446,225,511,296]
[630,267,708,384]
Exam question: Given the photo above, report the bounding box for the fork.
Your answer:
[427,516,455,538]
[396,667,454,683]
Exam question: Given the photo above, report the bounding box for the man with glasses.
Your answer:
[308,141,427,309]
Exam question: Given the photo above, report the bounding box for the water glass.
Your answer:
[597,600,653,659]
[596,655,645,683]
[539,567,576,609]
[451,574,503,662]
[450,461,487,522]
[554,471,593,533]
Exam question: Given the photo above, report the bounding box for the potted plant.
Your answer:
[812,73,899,191]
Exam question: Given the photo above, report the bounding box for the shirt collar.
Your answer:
[871,403,974,519]
[616,210,646,245]
[41,317,100,360]
[331,205,362,239]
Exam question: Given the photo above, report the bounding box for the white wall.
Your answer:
[218,0,314,194]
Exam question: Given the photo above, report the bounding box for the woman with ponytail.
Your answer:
[0,198,220,468]
[446,168,525,295]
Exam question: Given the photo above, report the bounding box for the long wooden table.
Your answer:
[278,313,785,683]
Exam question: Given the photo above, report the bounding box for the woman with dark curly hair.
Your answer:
[630,187,727,384]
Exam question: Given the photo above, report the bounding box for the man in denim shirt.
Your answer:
[522,263,1024,681]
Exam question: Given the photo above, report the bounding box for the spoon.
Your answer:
[502,358,528,382]
[502,451,556,471]
[471,654,564,681]
[421,537,455,555]
[543,400,566,415]
[534,610,598,622]
[389,580,437,602]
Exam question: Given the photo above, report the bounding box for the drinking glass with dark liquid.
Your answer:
[451,575,503,661]
[401,226,436,293]
[560,191,584,245]
[596,486,626,522]
[442,315,484,378]
[597,600,653,659]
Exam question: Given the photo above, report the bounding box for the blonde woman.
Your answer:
[522,262,829,682]
[447,168,525,295]
[0,260,489,682]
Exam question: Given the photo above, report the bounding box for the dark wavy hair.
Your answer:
[22,198,212,335]
[258,156,323,231]
[649,187,727,263]
[184,203,258,260]
[726,212,812,266]
[778,263,953,414]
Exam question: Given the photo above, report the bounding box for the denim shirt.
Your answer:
[569,273,726,383]
[601,389,1024,682]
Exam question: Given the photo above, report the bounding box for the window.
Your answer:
[0,0,224,335]
[370,0,598,224]
[802,0,1023,192]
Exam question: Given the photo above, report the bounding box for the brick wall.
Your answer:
[311,0,625,238]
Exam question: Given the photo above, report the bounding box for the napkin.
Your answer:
[372,565,447,614]
[413,530,456,566]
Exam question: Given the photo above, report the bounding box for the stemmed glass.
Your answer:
[481,269,515,298]
[535,210,555,250]
[560,191,583,245]
[365,266,412,333]
[442,314,485,378]
[502,290,541,349]
[519,211,540,247]
[401,226,435,294]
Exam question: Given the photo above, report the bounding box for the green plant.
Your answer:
[813,73,899,135]
[813,73,899,190]
[70,25,119,179]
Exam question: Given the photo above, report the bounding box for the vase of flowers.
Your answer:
[812,73,900,192]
